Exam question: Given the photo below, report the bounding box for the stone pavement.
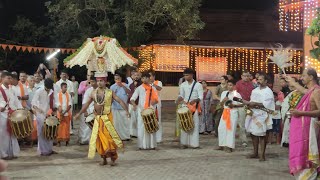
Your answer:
[3,101,292,180]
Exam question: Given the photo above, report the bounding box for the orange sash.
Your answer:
[20,81,29,88]
[57,91,72,120]
[18,82,27,108]
[222,108,231,131]
[142,84,158,109]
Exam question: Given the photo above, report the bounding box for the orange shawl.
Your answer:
[142,84,158,109]
[57,91,71,120]
[18,82,27,108]
[222,108,231,131]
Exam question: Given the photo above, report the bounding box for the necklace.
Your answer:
[95,88,105,105]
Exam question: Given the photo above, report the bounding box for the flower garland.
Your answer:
[289,91,303,109]
[95,89,105,106]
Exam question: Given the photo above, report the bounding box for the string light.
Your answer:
[279,0,320,31]
[305,56,320,75]
[138,45,303,75]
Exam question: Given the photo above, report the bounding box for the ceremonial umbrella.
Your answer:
[64,36,137,74]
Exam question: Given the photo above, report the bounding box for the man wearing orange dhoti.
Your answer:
[75,72,129,166]
[56,82,72,146]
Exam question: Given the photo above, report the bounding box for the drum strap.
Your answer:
[187,81,196,103]
[0,86,13,135]
[148,88,152,107]
[49,92,54,111]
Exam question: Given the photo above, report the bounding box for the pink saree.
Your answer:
[289,85,320,174]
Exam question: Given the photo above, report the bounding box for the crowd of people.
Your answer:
[0,63,319,179]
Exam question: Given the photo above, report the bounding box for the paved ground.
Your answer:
[2,101,292,180]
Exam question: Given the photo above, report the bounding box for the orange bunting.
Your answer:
[8,45,14,50]
[21,46,27,52]
[38,48,44,53]
[27,47,33,52]
[15,46,22,51]
[1,44,7,50]
[0,43,76,54]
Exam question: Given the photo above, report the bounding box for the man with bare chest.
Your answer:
[75,72,129,166]
[286,68,320,179]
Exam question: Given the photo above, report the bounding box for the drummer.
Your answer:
[176,68,203,149]
[130,72,159,150]
[0,72,22,160]
[31,78,58,156]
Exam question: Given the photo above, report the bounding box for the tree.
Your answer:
[0,16,50,71]
[46,0,205,47]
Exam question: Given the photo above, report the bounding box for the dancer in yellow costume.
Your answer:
[75,72,129,166]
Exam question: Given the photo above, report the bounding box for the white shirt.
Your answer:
[55,92,72,116]
[11,83,29,107]
[0,84,22,113]
[34,81,44,90]
[130,85,158,110]
[31,88,55,115]
[220,90,242,109]
[127,77,133,86]
[55,79,74,94]
[250,87,275,111]
[11,83,29,97]
[179,80,203,102]
[27,87,37,109]
[82,87,94,114]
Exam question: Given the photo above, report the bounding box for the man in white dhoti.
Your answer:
[216,80,242,152]
[149,70,163,143]
[176,68,203,149]
[128,71,141,137]
[130,72,158,150]
[110,74,131,141]
[32,78,57,156]
[240,73,275,161]
[0,72,22,160]
[78,76,96,145]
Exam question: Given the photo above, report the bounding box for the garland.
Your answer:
[289,91,303,109]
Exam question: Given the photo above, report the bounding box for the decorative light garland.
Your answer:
[279,0,320,31]
[138,45,303,75]
[305,56,320,75]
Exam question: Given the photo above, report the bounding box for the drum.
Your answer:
[141,108,159,134]
[9,109,33,139]
[177,106,194,132]
[85,113,95,129]
[43,116,60,140]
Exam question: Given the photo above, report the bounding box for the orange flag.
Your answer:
[1,44,7,50]
[21,46,27,52]
[15,46,22,51]
[8,45,14,50]
[27,47,33,52]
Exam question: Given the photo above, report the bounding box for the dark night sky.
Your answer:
[0,0,278,75]
[0,0,278,41]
